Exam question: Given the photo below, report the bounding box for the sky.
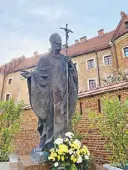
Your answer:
[0,0,128,65]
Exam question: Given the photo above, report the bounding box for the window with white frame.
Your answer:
[5,94,10,101]
[104,55,112,65]
[124,47,128,57]
[88,79,96,90]
[87,59,95,69]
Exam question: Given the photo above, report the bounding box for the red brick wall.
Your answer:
[76,89,128,164]
[14,89,128,164]
[14,109,39,155]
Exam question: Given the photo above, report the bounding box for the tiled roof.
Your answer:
[0,30,114,74]
[0,11,128,74]
[61,30,114,57]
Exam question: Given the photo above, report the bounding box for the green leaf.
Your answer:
[0,100,23,161]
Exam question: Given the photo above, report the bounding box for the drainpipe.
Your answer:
[111,41,119,69]
[0,66,6,101]
[95,49,101,87]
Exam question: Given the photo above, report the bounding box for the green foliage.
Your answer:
[88,97,128,169]
[0,100,23,162]
[69,112,83,140]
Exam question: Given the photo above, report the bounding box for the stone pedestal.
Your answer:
[9,155,50,170]
[8,155,108,170]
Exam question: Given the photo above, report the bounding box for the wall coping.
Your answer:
[23,81,128,110]
[78,81,128,98]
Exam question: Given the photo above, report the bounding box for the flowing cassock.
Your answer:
[27,52,78,150]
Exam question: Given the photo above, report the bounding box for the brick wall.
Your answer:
[76,88,128,164]
[14,109,39,155]
[14,87,128,164]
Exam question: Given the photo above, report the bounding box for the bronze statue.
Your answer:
[21,33,78,163]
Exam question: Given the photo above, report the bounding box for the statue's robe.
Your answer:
[27,52,78,150]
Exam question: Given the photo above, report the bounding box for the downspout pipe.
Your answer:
[95,49,101,87]
[0,66,6,101]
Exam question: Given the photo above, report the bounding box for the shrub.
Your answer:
[88,97,128,170]
[0,100,23,162]
[69,112,83,140]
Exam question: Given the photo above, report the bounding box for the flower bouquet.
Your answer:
[48,132,90,170]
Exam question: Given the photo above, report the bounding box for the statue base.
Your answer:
[30,149,49,164]
[19,155,50,170]
[9,155,108,170]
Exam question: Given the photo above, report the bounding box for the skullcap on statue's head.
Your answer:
[49,33,62,44]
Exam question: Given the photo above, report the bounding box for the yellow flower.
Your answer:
[58,144,68,153]
[57,155,60,160]
[70,142,80,150]
[71,155,77,163]
[61,156,65,161]
[81,145,90,156]
[76,150,80,156]
[48,151,57,161]
[58,149,63,155]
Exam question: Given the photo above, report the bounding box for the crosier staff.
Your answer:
[60,24,73,129]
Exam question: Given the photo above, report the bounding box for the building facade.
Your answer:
[0,11,128,163]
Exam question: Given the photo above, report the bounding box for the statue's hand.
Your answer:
[20,70,31,78]
[65,56,71,65]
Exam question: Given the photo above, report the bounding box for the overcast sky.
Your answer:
[0,0,128,65]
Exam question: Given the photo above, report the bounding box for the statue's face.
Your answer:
[50,33,62,55]
[51,40,62,54]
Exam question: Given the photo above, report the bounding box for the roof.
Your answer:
[0,31,114,74]
[61,30,114,56]
[112,12,128,40]
[0,55,39,74]
[0,11,128,74]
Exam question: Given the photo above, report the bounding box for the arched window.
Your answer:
[124,47,128,57]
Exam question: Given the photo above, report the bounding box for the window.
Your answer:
[87,59,95,69]
[8,78,12,84]
[118,95,121,102]
[104,55,112,65]
[80,102,83,115]
[89,79,96,90]
[125,22,128,29]
[124,47,128,57]
[98,99,101,113]
[5,94,10,101]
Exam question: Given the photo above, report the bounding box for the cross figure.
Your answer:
[60,24,73,55]
[60,24,73,129]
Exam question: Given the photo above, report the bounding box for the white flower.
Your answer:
[65,132,74,138]
[54,138,63,145]
[54,162,59,167]
[74,139,81,146]
[69,149,73,155]
[50,148,54,152]
[85,155,89,160]
[77,156,82,163]
[65,138,69,142]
